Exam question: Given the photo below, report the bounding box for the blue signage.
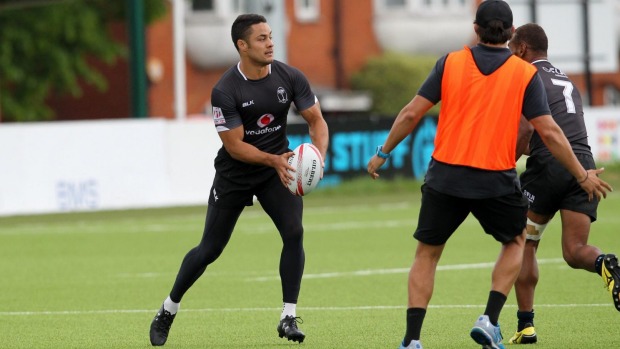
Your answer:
[288,115,437,186]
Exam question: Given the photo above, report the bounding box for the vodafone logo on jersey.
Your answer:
[257,114,275,128]
[246,113,281,136]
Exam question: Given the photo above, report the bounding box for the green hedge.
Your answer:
[350,52,440,116]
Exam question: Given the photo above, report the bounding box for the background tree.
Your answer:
[350,52,441,117]
[0,0,167,122]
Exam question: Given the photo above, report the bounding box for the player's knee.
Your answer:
[281,223,304,242]
[196,245,225,266]
[526,219,547,242]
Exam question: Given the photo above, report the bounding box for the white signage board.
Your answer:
[0,119,220,216]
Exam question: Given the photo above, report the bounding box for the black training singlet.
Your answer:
[210,60,316,182]
[528,60,591,158]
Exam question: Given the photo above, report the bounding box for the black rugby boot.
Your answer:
[277,315,305,343]
[149,305,176,346]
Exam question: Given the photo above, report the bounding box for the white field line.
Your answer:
[247,258,566,281]
[0,303,610,317]
[0,203,415,236]
[116,258,566,280]
[0,259,593,317]
[0,217,418,236]
[240,219,419,234]
[250,202,415,217]
[4,199,620,237]
[0,259,574,317]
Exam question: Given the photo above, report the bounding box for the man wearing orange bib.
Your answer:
[367,1,612,348]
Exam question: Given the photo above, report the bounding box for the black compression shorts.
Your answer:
[520,153,598,222]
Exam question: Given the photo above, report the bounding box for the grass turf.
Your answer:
[1,166,620,348]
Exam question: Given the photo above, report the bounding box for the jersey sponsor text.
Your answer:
[245,124,282,136]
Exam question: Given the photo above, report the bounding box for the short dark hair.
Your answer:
[231,14,267,51]
[512,23,549,55]
[477,21,513,44]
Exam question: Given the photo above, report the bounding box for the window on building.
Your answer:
[377,0,470,14]
[295,0,320,23]
[190,0,277,16]
[192,0,213,11]
[604,85,620,106]
[386,0,406,6]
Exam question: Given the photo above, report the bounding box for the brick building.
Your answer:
[47,0,620,120]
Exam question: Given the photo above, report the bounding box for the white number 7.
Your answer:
[551,78,576,114]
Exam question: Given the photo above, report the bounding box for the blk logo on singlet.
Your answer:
[257,114,274,128]
[542,66,567,78]
[277,87,288,104]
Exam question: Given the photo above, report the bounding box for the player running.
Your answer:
[508,23,618,344]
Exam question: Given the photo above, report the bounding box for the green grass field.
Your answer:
[2,167,620,348]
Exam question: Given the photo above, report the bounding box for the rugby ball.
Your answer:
[287,143,323,196]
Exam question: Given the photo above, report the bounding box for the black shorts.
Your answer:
[413,184,528,245]
[208,170,302,210]
[520,153,598,222]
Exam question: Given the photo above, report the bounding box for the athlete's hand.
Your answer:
[276,152,296,187]
[367,155,387,180]
[579,168,613,201]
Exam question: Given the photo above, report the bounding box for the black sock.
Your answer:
[484,290,507,326]
[516,310,535,331]
[404,308,426,344]
[595,254,606,275]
